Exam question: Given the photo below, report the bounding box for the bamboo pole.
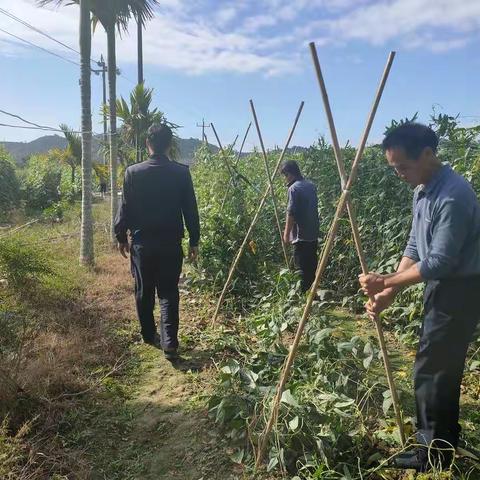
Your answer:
[220,122,252,212]
[310,43,405,446]
[211,123,258,192]
[211,101,305,326]
[210,123,237,177]
[250,100,290,270]
[255,46,396,468]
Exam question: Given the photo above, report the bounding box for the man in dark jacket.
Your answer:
[359,123,480,471]
[281,160,319,292]
[114,124,200,361]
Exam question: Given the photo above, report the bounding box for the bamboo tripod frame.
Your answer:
[211,101,305,326]
[210,122,238,179]
[250,100,290,270]
[220,122,252,212]
[255,45,402,468]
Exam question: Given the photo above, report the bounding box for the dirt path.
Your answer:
[84,253,247,480]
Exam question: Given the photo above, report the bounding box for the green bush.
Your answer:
[0,147,21,222]
[0,237,52,289]
[22,153,62,212]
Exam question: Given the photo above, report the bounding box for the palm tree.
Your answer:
[39,0,159,244]
[116,83,172,162]
[59,124,82,188]
[78,0,94,265]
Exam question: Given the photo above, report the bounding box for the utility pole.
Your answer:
[196,118,211,143]
[137,19,144,85]
[92,55,108,165]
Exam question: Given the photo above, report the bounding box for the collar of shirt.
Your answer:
[287,176,304,188]
[418,163,451,197]
[149,153,170,163]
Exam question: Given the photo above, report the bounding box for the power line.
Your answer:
[0,108,103,135]
[0,7,82,58]
[0,108,59,131]
[0,122,103,136]
[0,26,81,67]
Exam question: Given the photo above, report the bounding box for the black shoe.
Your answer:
[144,333,162,349]
[393,449,428,472]
[164,349,179,362]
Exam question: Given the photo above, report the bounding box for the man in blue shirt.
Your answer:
[359,123,480,471]
[281,160,319,292]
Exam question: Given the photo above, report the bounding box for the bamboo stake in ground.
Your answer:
[220,122,252,212]
[211,101,305,326]
[255,47,396,468]
[310,43,405,446]
[250,100,290,269]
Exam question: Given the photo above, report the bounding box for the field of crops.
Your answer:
[188,114,480,478]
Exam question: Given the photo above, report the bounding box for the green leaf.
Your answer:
[229,449,244,464]
[281,389,299,407]
[382,396,393,415]
[267,456,278,472]
[288,416,299,431]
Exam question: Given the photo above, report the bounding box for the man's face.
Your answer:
[282,172,295,186]
[385,147,428,187]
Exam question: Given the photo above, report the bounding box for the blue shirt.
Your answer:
[403,164,480,280]
[287,178,319,243]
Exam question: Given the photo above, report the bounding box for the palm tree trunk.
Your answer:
[79,0,94,265]
[107,22,118,244]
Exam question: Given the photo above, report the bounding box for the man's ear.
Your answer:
[146,140,153,156]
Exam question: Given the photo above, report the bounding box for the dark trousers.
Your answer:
[130,242,183,349]
[293,240,318,293]
[414,276,480,450]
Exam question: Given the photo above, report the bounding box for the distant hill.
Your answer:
[1,134,307,166]
[1,134,219,166]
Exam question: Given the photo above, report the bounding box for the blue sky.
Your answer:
[0,0,479,150]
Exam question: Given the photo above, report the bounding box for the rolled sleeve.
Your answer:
[287,187,297,217]
[418,199,470,279]
[403,224,420,262]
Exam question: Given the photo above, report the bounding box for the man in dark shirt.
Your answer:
[359,123,480,471]
[114,124,200,361]
[281,160,319,292]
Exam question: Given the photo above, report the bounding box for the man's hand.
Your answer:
[283,233,290,245]
[358,272,386,296]
[365,290,396,320]
[118,242,130,259]
[188,246,199,263]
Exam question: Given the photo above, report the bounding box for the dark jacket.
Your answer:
[114,154,200,247]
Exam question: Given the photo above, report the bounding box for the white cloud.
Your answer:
[216,6,237,26]
[319,0,480,47]
[0,0,478,79]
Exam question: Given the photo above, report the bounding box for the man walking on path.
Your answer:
[359,123,480,471]
[114,124,200,361]
[281,160,319,292]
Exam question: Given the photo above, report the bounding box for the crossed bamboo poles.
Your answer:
[254,45,404,468]
[211,101,305,325]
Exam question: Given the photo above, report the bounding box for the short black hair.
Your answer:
[382,123,438,160]
[147,123,173,153]
[280,160,302,178]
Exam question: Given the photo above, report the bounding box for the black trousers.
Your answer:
[293,240,318,293]
[130,241,183,349]
[415,276,480,450]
